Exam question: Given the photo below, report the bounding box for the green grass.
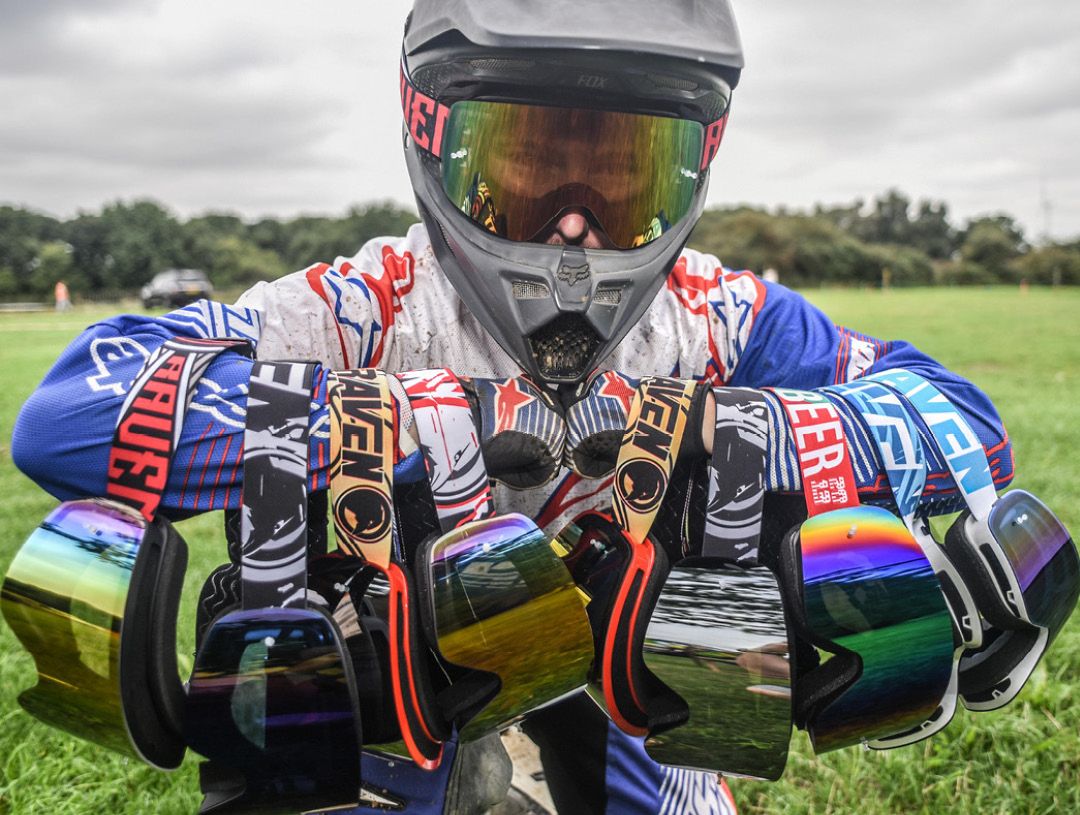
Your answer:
[1,290,1078,814]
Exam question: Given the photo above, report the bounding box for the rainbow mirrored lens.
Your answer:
[186,608,361,812]
[798,507,954,753]
[1,500,146,759]
[987,491,1079,638]
[643,564,791,780]
[441,101,704,249]
[427,513,593,739]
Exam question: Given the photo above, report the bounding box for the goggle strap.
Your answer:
[768,388,859,517]
[329,370,397,568]
[825,381,927,530]
[612,377,698,545]
[398,369,493,531]
[700,111,730,170]
[240,361,317,610]
[867,369,997,521]
[400,60,450,159]
[107,336,249,521]
[401,57,729,171]
[702,387,767,563]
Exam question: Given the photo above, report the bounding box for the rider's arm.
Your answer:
[719,274,1014,507]
[10,243,406,514]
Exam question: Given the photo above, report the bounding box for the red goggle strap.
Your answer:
[400,61,451,159]
[769,388,860,517]
[401,59,730,172]
[107,336,250,521]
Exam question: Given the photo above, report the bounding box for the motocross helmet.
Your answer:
[401,0,743,384]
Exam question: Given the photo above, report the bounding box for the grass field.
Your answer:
[1,288,1078,814]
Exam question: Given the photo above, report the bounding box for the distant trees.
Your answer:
[0,200,418,300]
[0,189,1077,301]
[689,189,1076,289]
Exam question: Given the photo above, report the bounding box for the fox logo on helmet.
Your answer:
[334,485,393,545]
[615,458,667,514]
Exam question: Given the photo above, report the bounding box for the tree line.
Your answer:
[1,190,1077,301]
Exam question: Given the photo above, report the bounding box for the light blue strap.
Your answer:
[867,369,996,520]
[826,380,926,530]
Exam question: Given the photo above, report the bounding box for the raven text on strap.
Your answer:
[107,337,250,520]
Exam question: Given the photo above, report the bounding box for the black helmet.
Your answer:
[401,0,743,384]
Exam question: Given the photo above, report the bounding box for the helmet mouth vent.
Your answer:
[529,313,602,382]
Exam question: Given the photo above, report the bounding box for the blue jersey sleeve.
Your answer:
[10,299,339,515]
[728,279,1014,511]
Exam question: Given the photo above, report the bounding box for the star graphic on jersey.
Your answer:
[493,378,534,433]
[597,372,635,416]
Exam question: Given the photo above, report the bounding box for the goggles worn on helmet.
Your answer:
[1,337,245,770]
[400,370,593,741]
[402,64,727,251]
[826,380,982,749]
[186,361,364,815]
[868,369,1079,712]
[639,387,791,779]
[770,388,955,754]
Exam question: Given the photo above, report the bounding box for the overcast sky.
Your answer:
[2,0,1078,240]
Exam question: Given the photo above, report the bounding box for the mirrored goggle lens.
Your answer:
[987,490,1079,639]
[441,100,704,249]
[1,499,147,759]
[797,507,955,753]
[642,564,791,780]
[186,608,361,811]
[427,513,593,738]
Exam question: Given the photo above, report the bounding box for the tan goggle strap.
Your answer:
[329,369,396,568]
[611,377,698,546]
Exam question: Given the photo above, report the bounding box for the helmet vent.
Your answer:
[646,73,698,91]
[529,313,602,382]
[469,58,535,72]
[593,287,623,306]
[512,280,552,300]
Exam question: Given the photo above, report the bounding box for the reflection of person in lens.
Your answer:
[13,0,1016,812]
[736,643,792,700]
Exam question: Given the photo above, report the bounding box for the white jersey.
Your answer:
[236,221,766,539]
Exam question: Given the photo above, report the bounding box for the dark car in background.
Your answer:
[140,269,213,308]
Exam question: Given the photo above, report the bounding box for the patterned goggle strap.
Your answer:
[768,388,860,516]
[240,361,317,611]
[108,336,248,520]
[866,368,997,520]
[703,388,768,563]
[398,369,493,532]
[825,381,927,529]
[330,370,397,567]
[612,377,698,544]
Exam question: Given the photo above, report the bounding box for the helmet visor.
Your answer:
[441,101,704,249]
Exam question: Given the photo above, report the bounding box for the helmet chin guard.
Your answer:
[408,140,707,383]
